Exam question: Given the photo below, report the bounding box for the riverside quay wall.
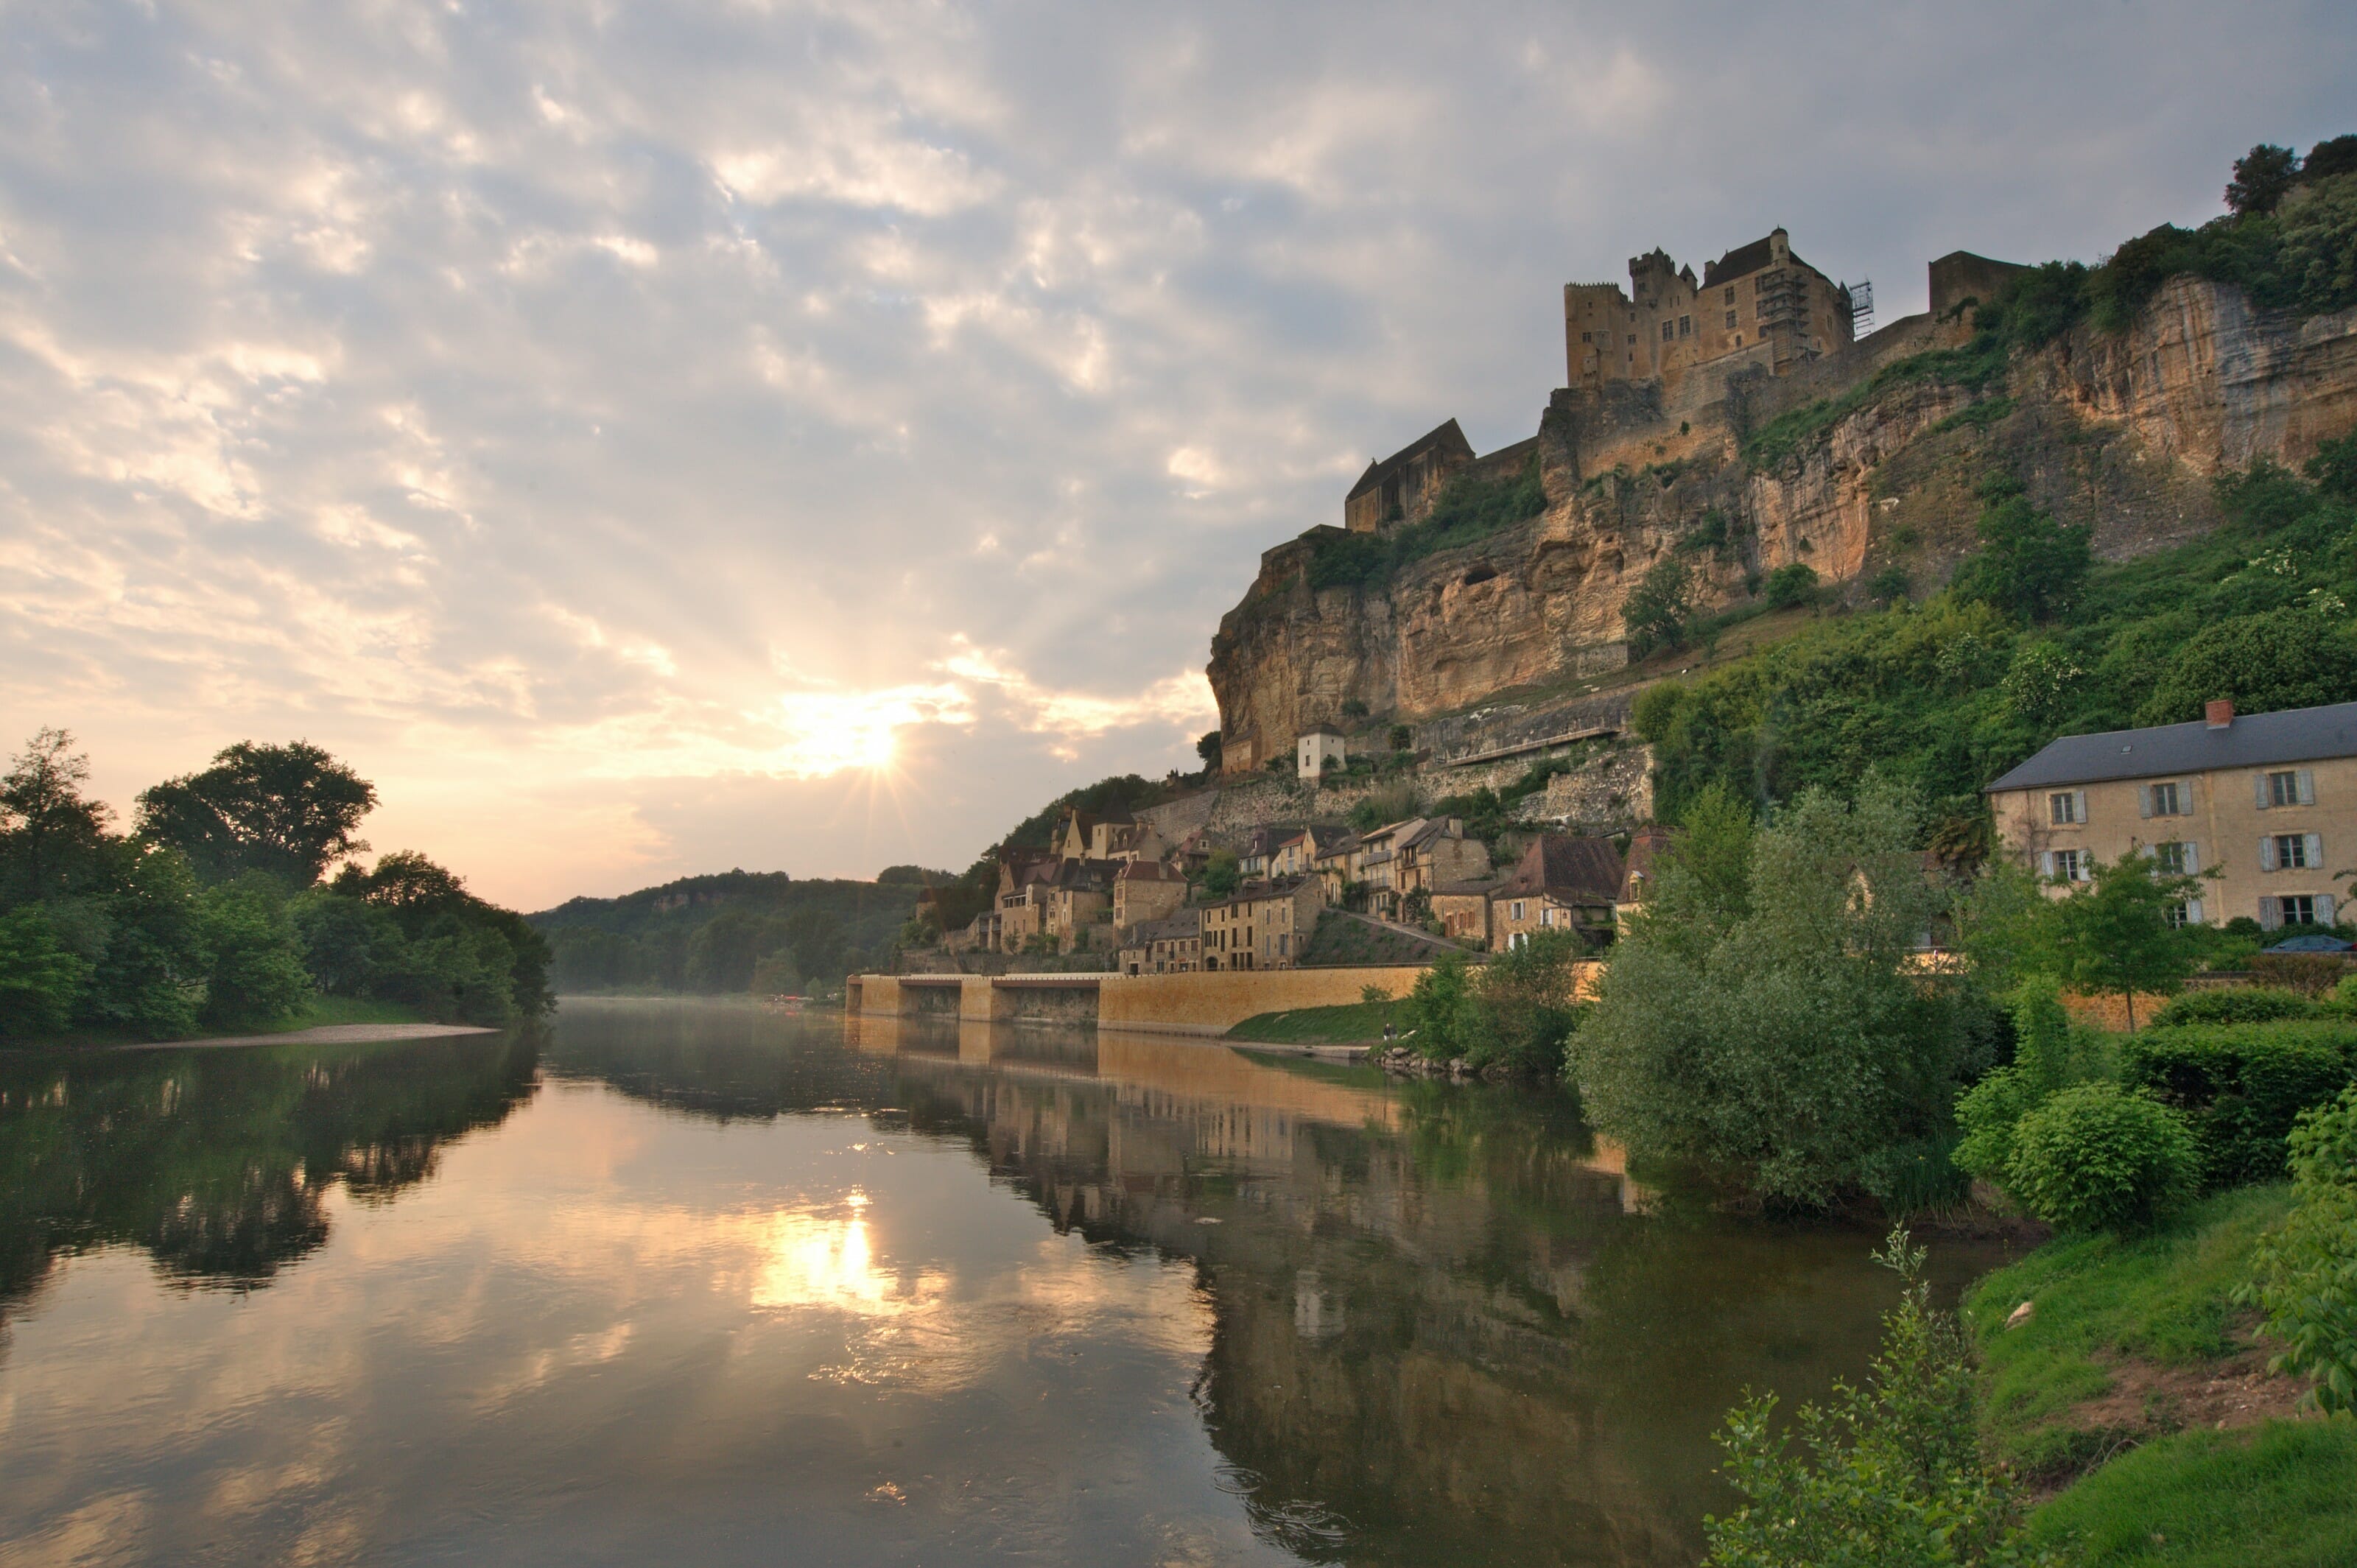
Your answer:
[851,966,1436,1038]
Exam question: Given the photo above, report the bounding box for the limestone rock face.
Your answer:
[1209,279,2357,767]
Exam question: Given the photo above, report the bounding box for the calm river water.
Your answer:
[0,999,2009,1567]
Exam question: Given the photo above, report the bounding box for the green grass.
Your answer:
[1226,999,1405,1044]
[2027,1419,2357,1567]
[1966,1185,2295,1474]
[275,995,429,1032]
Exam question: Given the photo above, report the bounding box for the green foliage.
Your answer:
[1462,930,1587,1075]
[1403,950,1479,1061]
[194,876,313,1031]
[1967,1185,2296,1476]
[1868,564,1914,605]
[1951,482,2093,624]
[0,905,88,1038]
[2228,144,2301,218]
[0,728,115,906]
[2025,1418,2357,1566]
[2150,987,2321,1027]
[2135,606,2357,726]
[1226,998,1402,1044]
[1762,562,1819,611]
[135,741,377,887]
[1576,776,1975,1205]
[1955,978,2103,1184]
[1195,730,1222,772]
[1740,336,2010,473]
[1304,456,1546,591]
[535,869,913,993]
[2037,852,2202,1027]
[2119,1020,2357,1186]
[2003,1083,2201,1233]
[1623,555,1696,655]
[2238,1083,2357,1415]
[1702,1227,2048,1568]
[1198,848,1240,899]
[1346,778,1424,835]
[317,853,552,1024]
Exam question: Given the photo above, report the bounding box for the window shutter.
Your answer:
[2319,893,2338,927]
[2257,773,2272,809]
[2138,785,2154,819]
[2072,790,2088,824]
[2261,836,2277,871]
[2308,832,2325,870]
[2039,851,2054,877]
[2299,770,2317,806]
[2185,898,2205,926]
[2184,841,2200,874]
[2261,896,2281,929]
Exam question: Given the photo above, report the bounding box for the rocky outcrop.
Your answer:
[1209,278,2357,765]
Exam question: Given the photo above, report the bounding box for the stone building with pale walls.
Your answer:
[1201,878,1325,971]
[1111,857,1188,934]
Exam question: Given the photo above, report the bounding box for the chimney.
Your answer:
[2205,699,2235,729]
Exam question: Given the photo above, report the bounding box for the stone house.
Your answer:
[1616,825,1673,930]
[1394,818,1491,910]
[1112,857,1188,933]
[1986,698,2357,930]
[1431,877,1505,946]
[999,857,1118,953]
[1202,877,1325,971]
[1311,829,1360,904]
[1119,912,1203,977]
[1565,228,1856,404]
[1491,835,1626,951]
[1238,825,1304,880]
[1343,418,1475,534]
[1296,726,1348,781]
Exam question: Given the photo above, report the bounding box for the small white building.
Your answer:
[1297,726,1347,781]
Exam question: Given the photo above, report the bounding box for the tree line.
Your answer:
[0,730,549,1041]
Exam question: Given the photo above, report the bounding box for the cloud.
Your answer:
[1,0,2350,907]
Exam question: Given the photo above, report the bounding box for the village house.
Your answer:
[998,857,1119,954]
[1119,912,1203,977]
[1237,825,1304,880]
[1393,818,1491,910]
[1430,876,1506,946]
[1986,698,2357,930]
[1111,857,1188,932]
[1616,825,1673,931]
[1490,834,1627,950]
[1312,829,1360,904]
[1201,878,1325,971]
[1296,726,1348,780]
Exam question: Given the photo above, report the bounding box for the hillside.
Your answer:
[1209,155,2357,775]
[530,871,919,994]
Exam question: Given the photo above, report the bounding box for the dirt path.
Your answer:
[113,1023,498,1052]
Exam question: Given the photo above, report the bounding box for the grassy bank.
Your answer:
[1959,1187,2354,1564]
[1226,999,1404,1045]
[5,994,430,1051]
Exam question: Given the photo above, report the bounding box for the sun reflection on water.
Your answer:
[749,1195,948,1318]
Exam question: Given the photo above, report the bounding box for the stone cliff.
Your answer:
[1209,278,2357,771]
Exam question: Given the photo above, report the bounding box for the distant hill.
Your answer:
[529,871,919,994]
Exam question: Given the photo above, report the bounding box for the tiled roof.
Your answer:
[1704,233,1814,287]
[1345,418,1474,502]
[1500,834,1624,904]
[1985,701,2357,792]
[1620,825,1672,902]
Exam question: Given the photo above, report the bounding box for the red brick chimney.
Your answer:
[2205,699,2235,729]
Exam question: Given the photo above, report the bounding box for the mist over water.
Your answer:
[0,1001,2009,1565]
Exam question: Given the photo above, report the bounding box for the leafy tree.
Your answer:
[1623,555,1696,655]
[1950,487,2091,624]
[2308,431,2357,502]
[2238,1083,2357,1414]
[1198,848,1240,899]
[2034,851,2200,1029]
[194,876,313,1030]
[2227,142,2300,217]
[1195,731,1223,773]
[1703,1226,2049,1567]
[1867,564,1911,605]
[0,728,114,904]
[2307,136,2357,183]
[1953,977,2098,1184]
[1763,562,1819,611]
[76,843,206,1041]
[1404,950,1479,1061]
[137,741,377,886]
[1388,724,1413,753]
[2135,607,2357,725]
[325,852,551,1024]
[1462,929,1587,1075]
[2003,1082,2200,1233]
[0,906,90,1038]
[1575,776,1970,1205]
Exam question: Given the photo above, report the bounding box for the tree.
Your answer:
[1950,490,2091,623]
[0,728,114,905]
[195,876,313,1030]
[1763,562,1819,611]
[2135,607,2357,725]
[2308,432,2357,502]
[2238,1083,2357,1414]
[1199,848,1240,899]
[136,741,377,886]
[2034,851,2200,1030]
[1575,776,1968,1205]
[1388,724,1413,753]
[1704,1227,2048,1567]
[1195,731,1223,773]
[1623,556,1696,655]
[2227,142,2300,217]
[0,906,90,1038]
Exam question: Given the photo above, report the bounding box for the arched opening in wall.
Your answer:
[1461,566,1497,586]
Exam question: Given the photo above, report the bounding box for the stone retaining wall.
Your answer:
[1097,966,1430,1036]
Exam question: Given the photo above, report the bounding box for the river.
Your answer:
[0,999,2011,1566]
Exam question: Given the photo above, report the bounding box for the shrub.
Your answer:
[2149,986,2320,1027]
[2250,952,2353,996]
[194,876,313,1030]
[2004,1083,2200,1232]
[2238,1083,2357,1413]
[0,905,89,1038]
[2119,1019,2357,1186]
[1762,562,1819,611]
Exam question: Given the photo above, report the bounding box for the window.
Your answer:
[1679,314,1691,337]
[2264,832,2322,871]
[2282,895,2319,927]
[1723,286,1735,303]
[2143,781,2186,817]
[1581,331,1592,344]
[2048,790,2085,826]
[2154,840,2199,876]
[1724,310,1737,329]
[1510,901,1525,921]
[2263,769,2316,807]
[2043,849,2089,882]
[1661,321,1674,342]
[2166,899,2205,928]
[1626,333,1637,346]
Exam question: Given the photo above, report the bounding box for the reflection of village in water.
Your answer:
[1,1007,2006,1568]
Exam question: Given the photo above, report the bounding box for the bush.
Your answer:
[2004,1083,2200,1232]
[0,905,88,1038]
[1762,562,1819,611]
[2149,986,2320,1027]
[194,877,314,1030]
[2238,1083,2357,1413]
[2121,1019,2357,1186]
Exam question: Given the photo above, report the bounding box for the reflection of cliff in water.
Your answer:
[0,1031,541,1319]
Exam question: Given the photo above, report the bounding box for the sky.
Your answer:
[2,1,2352,912]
